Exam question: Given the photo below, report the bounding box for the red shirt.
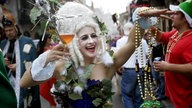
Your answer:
[162,29,192,108]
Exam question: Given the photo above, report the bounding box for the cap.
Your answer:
[169,0,192,27]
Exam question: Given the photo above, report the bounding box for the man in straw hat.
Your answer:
[20,1,146,108]
[138,0,192,107]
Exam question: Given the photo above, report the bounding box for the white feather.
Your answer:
[73,85,83,95]
[100,51,114,67]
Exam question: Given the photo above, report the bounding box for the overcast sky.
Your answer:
[86,0,133,14]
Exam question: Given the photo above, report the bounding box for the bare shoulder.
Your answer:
[91,62,116,80]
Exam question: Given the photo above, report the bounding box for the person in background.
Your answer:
[116,22,148,108]
[139,1,192,107]
[0,11,41,108]
[37,33,57,108]
[110,35,121,47]
[0,6,17,108]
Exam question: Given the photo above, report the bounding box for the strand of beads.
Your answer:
[134,7,162,107]
[146,29,156,100]
[147,18,160,100]
[135,13,145,99]
[135,7,154,101]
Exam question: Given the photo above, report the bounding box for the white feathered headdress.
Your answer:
[56,2,113,68]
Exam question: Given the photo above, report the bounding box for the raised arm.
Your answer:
[138,8,174,20]
[138,8,175,42]
[113,25,145,70]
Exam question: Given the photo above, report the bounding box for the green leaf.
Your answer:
[49,0,58,2]
[108,50,114,57]
[79,64,94,80]
[139,100,163,108]
[40,20,47,31]
[92,98,102,107]
[49,0,62,7]
[68,92,82,100]
[94,16,108,34]
[30,7,42,24]
[65,63,78,84]
[102,78,113,93]
[103,103,113,108]
[73,81,85,89]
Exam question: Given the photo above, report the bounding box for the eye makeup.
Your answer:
[79,33,98,41]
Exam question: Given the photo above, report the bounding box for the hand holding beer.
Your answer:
[153,57,168,72]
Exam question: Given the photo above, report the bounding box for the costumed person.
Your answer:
[138,0,192,107]
[0,6,17,108]
[37,33,57,108]
[0,11,41,108]
[116,22,148,108]
[20,1,147,108]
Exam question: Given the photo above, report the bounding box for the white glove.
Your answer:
[31,50,56,81]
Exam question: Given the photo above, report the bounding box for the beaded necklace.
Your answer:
[135,7,162,108]
[166,31,192,61]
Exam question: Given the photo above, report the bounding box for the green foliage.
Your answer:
[29,0,62,38]
[108,50,114,57]
[87,78,115,107]
[40,20,48,31]
[64,63,78,84]
[79,64,94,81]
[94,16,108,35]
[92,98,102,107]
[49,0,62,7]
[103,103,113,108]
[140,100,163,108]
[30,7,42,24]
[68,92,83,100]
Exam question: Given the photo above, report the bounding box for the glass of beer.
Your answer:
[59,33,75,63]
[59,33,74,46]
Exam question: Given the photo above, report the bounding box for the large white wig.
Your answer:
[55,2,110,68]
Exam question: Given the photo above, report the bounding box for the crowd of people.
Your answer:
[0,0,192,108]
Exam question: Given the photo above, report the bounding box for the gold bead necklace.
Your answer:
[134,7,159,101]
